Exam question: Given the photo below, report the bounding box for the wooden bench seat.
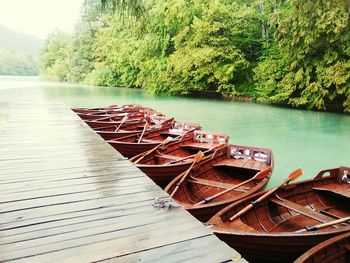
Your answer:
[140,138,159,143]
[154,154,188,161]
[187,178,249,192]
[313,184,350,199]
[213,158,269,172]
[270,197,333,223]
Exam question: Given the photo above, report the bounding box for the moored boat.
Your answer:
[76,111,156,121]
[208,166,350,263]
[72,104,153,115]
[83,114,171,129]
[164,144,274,221]
[107,121,201,158]
[295,231,350,263]
[130,131,230,188]
[85,118,147,129]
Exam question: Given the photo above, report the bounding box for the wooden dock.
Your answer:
[0,102,244,262]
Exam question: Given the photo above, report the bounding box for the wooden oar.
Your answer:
[114,115,129,132]
[295,215,350,233]
[137,122,149,143]
[133,137,174,164]
[229,168,303,221]
[169,151,205,198]
[193,166,272,207]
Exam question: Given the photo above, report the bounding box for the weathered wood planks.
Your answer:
[0,102,244,262]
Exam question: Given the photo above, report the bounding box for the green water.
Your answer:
[1,76,349,188]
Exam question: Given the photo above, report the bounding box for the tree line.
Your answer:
[0,49,38,76]
[40,0,350,113]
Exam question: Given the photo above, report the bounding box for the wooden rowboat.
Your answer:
[208,166,350,263]
[83,114,172,129]
[72,104,153,114]
[94,122,146,140]
[130,131,230,188]
[107,122,201,158]
[84,118,147,129]
[295,231,350,263]
[164,144,274,221]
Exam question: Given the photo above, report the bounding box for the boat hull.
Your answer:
[108,141,160,158]
[208,166,350,262]
[137,162,193,188]
[214,231,349,263]
[295,231,350,263]
[97,130,141,140]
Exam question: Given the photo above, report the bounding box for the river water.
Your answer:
[1,76,349,188]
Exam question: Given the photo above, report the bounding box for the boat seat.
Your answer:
[140,138,159,143]
[313,184,350,199]
[187,178,249,192]
[154,154,187,161]
[180,143,217,150]
[270,197,333,223]
[213,158,269,172]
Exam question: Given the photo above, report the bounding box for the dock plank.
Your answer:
[0,102,243,262]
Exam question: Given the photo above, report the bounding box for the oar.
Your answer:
[295,215,350,233]
[169,151,205,198]
[137,122,149,143]
[133,136,174,164]
[229,168,303,221]
[114,115,129,132]
[193,166,272,207]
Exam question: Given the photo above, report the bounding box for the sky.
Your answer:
[0,0,84,39]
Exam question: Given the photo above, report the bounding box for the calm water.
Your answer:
[1,76,349,188]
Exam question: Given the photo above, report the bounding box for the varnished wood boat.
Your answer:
[107,122,201,158]
[130,131,230,188]
[84,118,147,129]
[294,232,350,263]
[208,166,350,263]
[94,122,145,140]
[76,111,153,121]
[92,116,176,140]
[72,104,153,115]
[295,231,350,263]
[164,144,274,221]
[83,114,172,129]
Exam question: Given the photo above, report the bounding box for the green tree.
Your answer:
[40,31,70,81]
[255,0,350,112]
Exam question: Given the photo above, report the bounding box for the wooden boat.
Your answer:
[94,122,146,140]
[83,114,172,129]
[76,108,163,121]
[72,104,153,115]
[164,144,274,221]
[107,122,201,158]
[295,231,350,263]
[130,131,230,188]
[208,166,350,263]
[84,118,147,129]
[97,121,179,141]
[92,116,176,140]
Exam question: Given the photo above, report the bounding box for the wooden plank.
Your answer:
[101,236,244,263]
[0,101,239,262]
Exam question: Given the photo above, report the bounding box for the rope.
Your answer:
[152,197,180,209]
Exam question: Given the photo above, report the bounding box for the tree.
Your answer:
[255,0,350,112]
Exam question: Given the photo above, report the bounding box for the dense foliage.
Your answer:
[40,0,350,112]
